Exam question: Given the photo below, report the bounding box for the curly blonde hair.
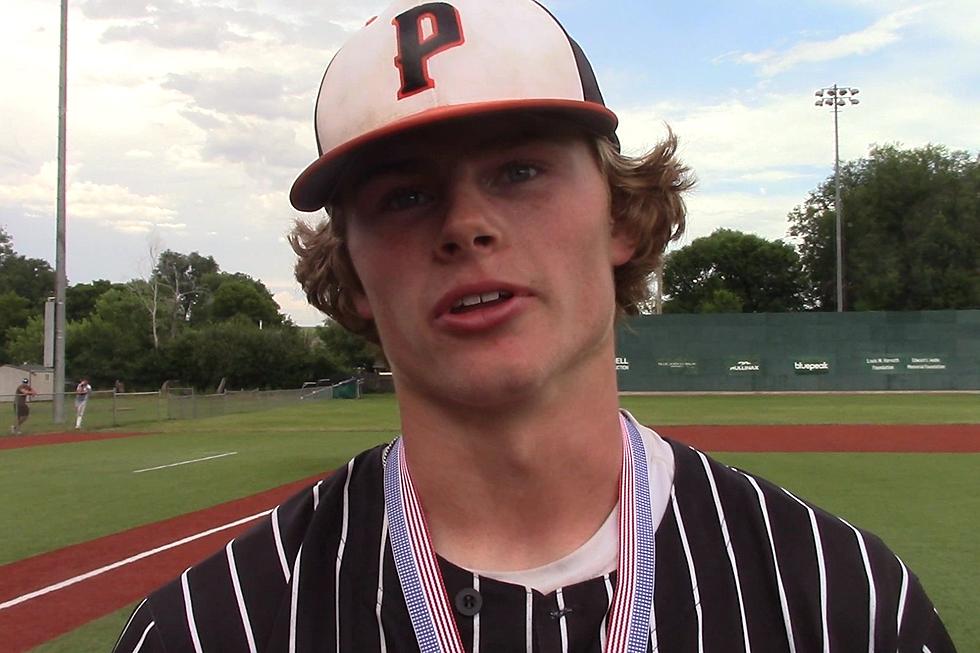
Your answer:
[290,129,692,343]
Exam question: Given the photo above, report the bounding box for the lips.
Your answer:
[433,283,530,320]
[451,289,515,313]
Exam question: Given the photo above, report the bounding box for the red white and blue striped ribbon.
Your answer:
[384,413,655,652]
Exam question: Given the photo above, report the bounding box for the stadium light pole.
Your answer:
[814,84,859,312]
[53,0,69,422]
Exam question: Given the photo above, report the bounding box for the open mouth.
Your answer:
[449,290,514,314]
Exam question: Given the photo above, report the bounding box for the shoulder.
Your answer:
[660,439,955,651]
[113,443,389,652]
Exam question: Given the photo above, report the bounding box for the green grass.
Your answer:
[32,604,135,653]
[2,393,976,651]
[620,392,979,424]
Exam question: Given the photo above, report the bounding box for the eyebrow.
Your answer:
[346,128,571,194]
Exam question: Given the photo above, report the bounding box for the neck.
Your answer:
[396,352,623,571]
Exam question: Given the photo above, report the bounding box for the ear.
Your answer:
[609,222,638,267]
[351,288,375,321]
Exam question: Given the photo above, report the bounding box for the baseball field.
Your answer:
[1,393,977,651]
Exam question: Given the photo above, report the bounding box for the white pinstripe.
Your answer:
[839,516,877,653]
[696,450,751,652]
[225,539,258,653]
[525,586,534,653]
[783,489,829,653]
[116,598,147,651]
[896,555,911,646]
[130,620,155,653]
[376,508,389,653]
[556,587,569,653]
[288,545,304,653]
[473,573,481,653]
[271,507,291,582]
[313,480,323,511]
[600,573,613,649]
[670,488,703,653]
[740,473,796,653]
[180,569,203,653]
[335,458,354,651]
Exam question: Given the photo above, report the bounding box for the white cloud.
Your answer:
[725,5,924,76]
[0,161,180,233]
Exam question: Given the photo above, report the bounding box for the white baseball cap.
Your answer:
[290,0,618,212]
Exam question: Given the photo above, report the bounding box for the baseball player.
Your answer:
[75,377,93,430]
[114,1,956,651]
[10,377,36,435]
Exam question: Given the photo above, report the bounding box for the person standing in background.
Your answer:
[11,378,36,435]
[74,377,92,430]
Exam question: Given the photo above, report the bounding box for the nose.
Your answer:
[436,178,504,260]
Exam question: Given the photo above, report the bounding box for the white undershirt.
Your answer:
[468,412,675,594]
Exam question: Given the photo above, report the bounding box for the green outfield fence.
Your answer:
[615,309,979,392]
[1,379,363,432]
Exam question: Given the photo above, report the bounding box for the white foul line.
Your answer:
[0,509,271,611]
[134,452,238,473]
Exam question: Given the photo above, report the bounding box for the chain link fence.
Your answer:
[1,379,362,434]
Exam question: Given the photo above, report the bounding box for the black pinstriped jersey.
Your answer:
[113,436,956,652]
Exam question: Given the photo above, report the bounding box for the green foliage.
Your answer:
[4,315,44,364]
[0,291,32,363]
[66,289,159,388]
[153,250,219,325]
[161,319,340,390]
[317,321,379,373]
[0,237,370,390]
[206,274,283,326]
[66,279,119,322]
[0,236,54,311]
[789,144,980,310]
[664,229,806,313]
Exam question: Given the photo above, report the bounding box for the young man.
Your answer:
[75,377,93,430]
[114,1,955,651]
[11,377,36,435]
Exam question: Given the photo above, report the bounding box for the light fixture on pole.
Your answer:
[814,84,859,312]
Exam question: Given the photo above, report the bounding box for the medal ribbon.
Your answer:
[384,414,655,652]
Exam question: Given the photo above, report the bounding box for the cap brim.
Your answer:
[289,99,617,212]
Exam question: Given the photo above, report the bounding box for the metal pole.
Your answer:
[832,84,845,312]
[53,0,69,422]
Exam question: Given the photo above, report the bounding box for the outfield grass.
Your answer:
[620,392,979,424]
[2,393,976,650]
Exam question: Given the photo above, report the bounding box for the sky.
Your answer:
[1,0,977,326]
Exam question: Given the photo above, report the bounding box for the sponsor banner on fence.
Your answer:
[793,358,831,375]
[863,355,948,372]
[906,356,947,371]
[727,358,761,375]
[615,356,631,371]
[657,359,698,375]
[865,356,903,372]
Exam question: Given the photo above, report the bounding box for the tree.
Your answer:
[67,280,119,322]
[4,315,44,365]
[663,229,806,313]
[788,144,980,310]
[194,273,284,326]
[153,250,219,331]
[66,288,159,388]
[0,291,32,363]
[0,228,54,311]
[317,321,379,372]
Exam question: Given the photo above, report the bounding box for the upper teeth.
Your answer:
[453,291,509,309]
